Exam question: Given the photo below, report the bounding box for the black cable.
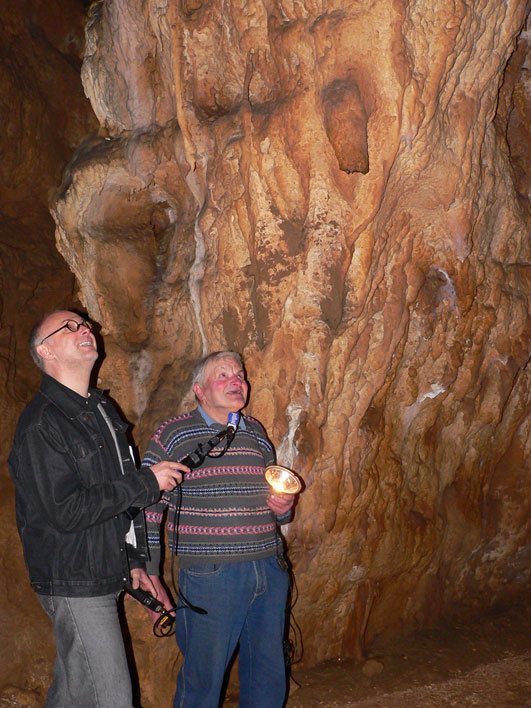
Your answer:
[123,426,237,636]
[285,565,304,669]
[244,425,303,671]
[169,485,207,616]
[167,426,236,616]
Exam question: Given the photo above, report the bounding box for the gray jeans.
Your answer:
[38,593,133,708]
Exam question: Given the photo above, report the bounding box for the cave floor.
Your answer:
[226,603,531,708]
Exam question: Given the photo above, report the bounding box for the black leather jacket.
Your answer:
[8,374,160,597]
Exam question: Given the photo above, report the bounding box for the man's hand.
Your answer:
[130,567,156,592]
[129,568,174,625]
[145,575,174,625]
[267,492,296,516]
[150,460,189,491]
[129,568,161,624]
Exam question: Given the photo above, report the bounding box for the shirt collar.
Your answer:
[197,405,246,430]
[40,373,103,418]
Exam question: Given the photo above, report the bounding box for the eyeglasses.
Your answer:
[39,319,94,345]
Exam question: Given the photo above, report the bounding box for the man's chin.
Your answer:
[226,398,245,411]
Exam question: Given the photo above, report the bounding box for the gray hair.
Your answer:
[192,351,244,388]
[28,315,49,370]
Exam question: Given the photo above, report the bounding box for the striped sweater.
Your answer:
[142,408,283,570]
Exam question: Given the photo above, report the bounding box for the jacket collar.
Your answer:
[40,373,104,419]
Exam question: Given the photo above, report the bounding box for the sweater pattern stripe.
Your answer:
[142,408,278,569]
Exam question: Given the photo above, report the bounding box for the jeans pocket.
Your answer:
[37,594,56,617]
[182,563,222,576]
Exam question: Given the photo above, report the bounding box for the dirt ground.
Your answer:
[225,603,530,707]
[278,604,531,708]
[2,602,527,707]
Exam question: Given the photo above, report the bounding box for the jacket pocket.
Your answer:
[70,436,106,483]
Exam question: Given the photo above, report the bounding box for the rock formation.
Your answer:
[1,0,529,705]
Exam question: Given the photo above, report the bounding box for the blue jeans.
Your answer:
[38,593,133,708]
[174,556,289,708]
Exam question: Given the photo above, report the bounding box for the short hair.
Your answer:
[28,309,88,372]
[28,314,49,370]
[192,351,244,388]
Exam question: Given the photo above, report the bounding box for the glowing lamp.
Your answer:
[264,465,302,494]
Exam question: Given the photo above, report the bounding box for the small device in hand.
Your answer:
[124,583,175,637]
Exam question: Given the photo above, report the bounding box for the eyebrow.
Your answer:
[45,317,83,331]
[215,365,244,374]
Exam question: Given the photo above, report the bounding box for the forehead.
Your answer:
[205,356,244,377]
[41,310,79,332]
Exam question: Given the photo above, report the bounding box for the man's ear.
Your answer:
[36,343,54,363]
[192,382,204,403]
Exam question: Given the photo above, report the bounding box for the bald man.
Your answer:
[8,310,188,708]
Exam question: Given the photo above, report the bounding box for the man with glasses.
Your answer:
[8,310,187,708]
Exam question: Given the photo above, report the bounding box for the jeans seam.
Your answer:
[178,595,188,708]
[64,597,100,708]
[252,559,267,601]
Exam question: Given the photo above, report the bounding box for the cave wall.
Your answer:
[52,0,530,673]
[0,0,529,705]
[0,0,98,703]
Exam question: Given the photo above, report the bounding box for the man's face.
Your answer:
[193,356,249,424]
[37,311,98,370]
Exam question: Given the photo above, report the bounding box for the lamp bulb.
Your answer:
[264,465,302,494]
